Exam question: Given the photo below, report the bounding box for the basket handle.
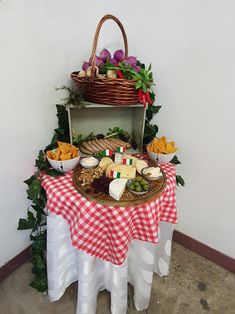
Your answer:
[90,14,128,81]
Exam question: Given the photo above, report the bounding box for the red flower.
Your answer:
[116,70,124,79]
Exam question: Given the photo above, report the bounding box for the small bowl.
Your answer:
[147,150,175,164]
[141,167,163,181]
[127,179,150,195]
[80,157,99,168]
[47,150,80,173]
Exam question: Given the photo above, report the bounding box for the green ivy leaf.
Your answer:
[26,178,41,201]
[35,150,49,170]
[135,80,142,89]
[151,105,161,114]
[24,175,37,186]
[29,274,47,292]
[170,156,181,165]
[142,84,147,93]
[18,210,36,230]
[176,175,185,186]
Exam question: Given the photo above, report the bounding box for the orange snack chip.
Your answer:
[147,137,177,154]
[46,142,79,161]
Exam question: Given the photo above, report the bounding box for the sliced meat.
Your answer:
[99,139,115,151]
[104,139,118,151]
[88,140,103,152]
[109,138,121,149]
[111,138,131,148]
[86,141,101,153]
[94,139,106,151]
[79,145,93,155]
[95,139,109,150]
[82,141,97,153]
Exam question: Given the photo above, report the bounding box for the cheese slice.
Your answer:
[106,164,136,179]
[109,179,127,201]
[99,157,113,171]
[114,153,123,164]
[136,160,148,174]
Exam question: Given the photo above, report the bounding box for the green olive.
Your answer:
[143,184,149,191]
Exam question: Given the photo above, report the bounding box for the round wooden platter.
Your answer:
[72,162,167,207]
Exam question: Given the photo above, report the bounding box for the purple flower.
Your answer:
[89,55,104,68]
[99,49,111,62]
[114,50,125,62]
[133,65,141,73]
[82,62,90,71]
[109,58,118,65]
[124,56,137,67]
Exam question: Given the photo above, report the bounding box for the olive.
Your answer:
[135,186,142,192]
[129,184,135,190]
[143,184,149,191]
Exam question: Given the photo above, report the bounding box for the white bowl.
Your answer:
[147,150,175,164]
[47,151,80,173]
[127,179,150,195]
[141,167,163,181]
[80,157,99,168]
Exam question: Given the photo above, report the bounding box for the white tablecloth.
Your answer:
[47,212,174,314]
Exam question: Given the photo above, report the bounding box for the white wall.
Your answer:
[0,0,234,266]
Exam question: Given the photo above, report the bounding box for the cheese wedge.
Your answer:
[99,157,113,171]
[109,179,128,201]
[136,160,148,174]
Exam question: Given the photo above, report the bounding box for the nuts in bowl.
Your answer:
[46,142,80,172]
[127,177,150,195]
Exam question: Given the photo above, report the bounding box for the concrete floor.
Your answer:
[0,243,235,314]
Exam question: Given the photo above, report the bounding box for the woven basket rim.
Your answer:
[71,72,137,84]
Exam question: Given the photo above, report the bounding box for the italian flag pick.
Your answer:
[117,146,126,153]
[123,158,133,165]
[102,149,112,157]
[110,170,121,178]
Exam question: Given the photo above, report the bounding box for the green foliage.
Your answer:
[170,156,181,165]
[18,104,69,293]
[176,175,185,187]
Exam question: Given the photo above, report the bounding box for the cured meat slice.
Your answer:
[82,141,97,153]
[111,138,131,148]
[105,139,118,151]
[79,145,93,155]
[94,139,107,150]
[109,138,121,149]
[86,141,101,153]
[88,140,103,152]
[99,139,115,151]
[94,139,106,151]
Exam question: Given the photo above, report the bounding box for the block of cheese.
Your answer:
[122,154,138,167]
[114,153,123,164]
[99,157,113,171]
[106,164,136,179]
[109,179,128,201]
[120,166,136,179]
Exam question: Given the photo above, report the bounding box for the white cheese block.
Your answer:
[114,153,123,164]
[109,179,128,201]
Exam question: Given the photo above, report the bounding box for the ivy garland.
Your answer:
[18,86,184,292]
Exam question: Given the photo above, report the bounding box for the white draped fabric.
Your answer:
[47,212,174,314]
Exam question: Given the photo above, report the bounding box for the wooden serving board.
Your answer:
[73,162,167,207]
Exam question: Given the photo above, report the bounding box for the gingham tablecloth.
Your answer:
[42,162,177,265]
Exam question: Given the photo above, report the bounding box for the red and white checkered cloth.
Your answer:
[42,162,177,265]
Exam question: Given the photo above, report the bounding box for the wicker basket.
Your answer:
[71,14,139,106]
